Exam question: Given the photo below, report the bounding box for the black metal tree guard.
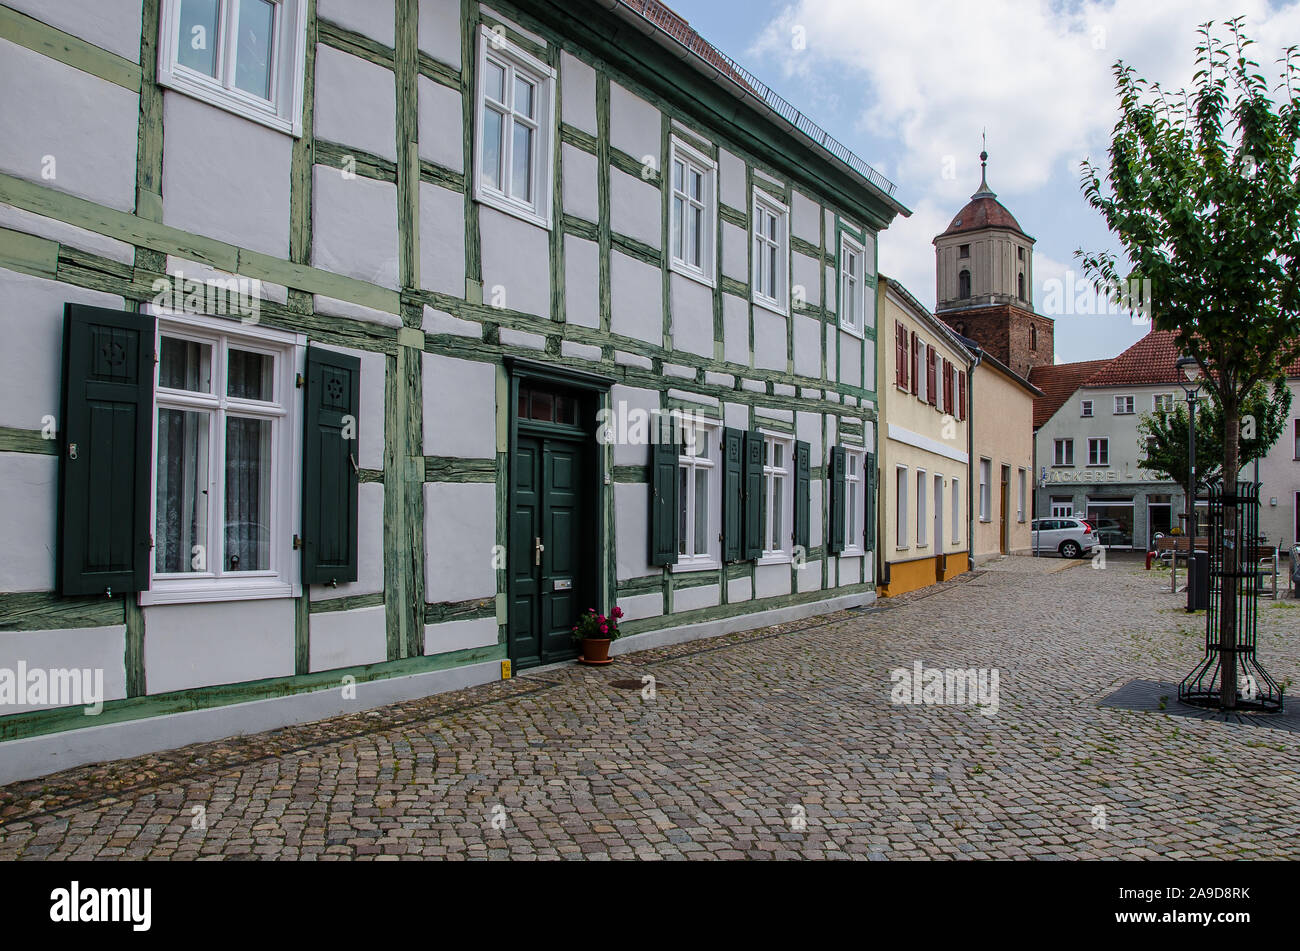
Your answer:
[1179,482,1284,712]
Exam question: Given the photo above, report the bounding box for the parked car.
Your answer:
[1091,518,1131,548]
[1030,517,1098,559]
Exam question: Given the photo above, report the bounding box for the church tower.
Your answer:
[933,149,1053,379]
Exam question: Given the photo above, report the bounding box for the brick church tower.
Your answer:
[933,150,1053,379]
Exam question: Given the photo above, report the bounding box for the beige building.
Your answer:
[968,350,1041,562]
[876,278,974,596]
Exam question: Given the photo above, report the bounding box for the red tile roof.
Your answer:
[940,195,1028,239]
[1028,359,1111,428]
[1082,329,1300,387]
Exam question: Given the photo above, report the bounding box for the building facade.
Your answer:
[876,277,972,596]
[969,350,1039,562]
[1248,372,1299,547]
[0,0,907,781]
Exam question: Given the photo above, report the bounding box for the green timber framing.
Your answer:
[0,0,904,744]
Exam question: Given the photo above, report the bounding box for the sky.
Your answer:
[667,0,1300,365]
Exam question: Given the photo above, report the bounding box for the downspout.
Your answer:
[967,346,982,570]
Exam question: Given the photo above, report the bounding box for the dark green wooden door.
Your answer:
[510,435,586,668]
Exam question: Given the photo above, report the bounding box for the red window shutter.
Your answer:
[926,346,937,406]
[896,321,907,389]
[911,333,920,395]
[958,370,967,420]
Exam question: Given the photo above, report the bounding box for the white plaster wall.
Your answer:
[312,166,400,289]
[561,52,596,135]
[0,270,122,432]
[481,6,545,46]
[796,411,823,456]
[312,293,402,328]
[564,236,599,328]
[755,563,792,599]
[753,307,786,371]
[616,591,661,621]
[418,0,461,68]
[609,252,661,344]
[0,41,138,212]
[673,583,719,612]
[424,482,496,601]
[824,265,837,315]
[670,275,713,358]
[721,221,746,281]
[319,0,395,47]
[717,149,745,210]
[417,76,463,171]
[161,93,293,258]
[419,182,465,295]
[793,253,820,308]
[562,144,598,222]
[0,453,56,592]
[797,561,822,593]
[309,604,387,672]
[793,313,820,379]
[423,352,496,458]
[863,339,876,393]
[144,599,296,694]
[424,616,498,655]
[311,482,384,602]
[0,206,134,265]
[791,190,820,244]
[314,46,396,161]
[0,625,128,714]
[6,0,143,61]
[727,576,752,602]
[838,555,862,587]
[608,82,659,161]
[609,384,658,466]
[615,484,651,580]
[610,168,660,248]
[824,325,837,383]
[424,305,479,337]
[839,331,862,387]
[479,207,550,318]
[722,295,748,366]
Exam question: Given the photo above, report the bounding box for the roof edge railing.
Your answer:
[614,0,898,199]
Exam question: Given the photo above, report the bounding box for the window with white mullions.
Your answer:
[159,0,307,134]
[148,316,299,603]
[668,138,716,284]
[752,191,789,314]
[474,29,554,227]
[839,233,867,335]
[676,420,719,567]
[844,448,865,554]
[762,434,793,558]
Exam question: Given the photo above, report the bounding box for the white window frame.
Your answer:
[843,447,866,555]
[1054,438,1074,467]
[1088,437,1109,467]
[158,0,308,136]
[1080,399,1093,418]
[979,458,991,522]
[751,190,789,316]
[1017,468,1027,522]
[1050,498,1073,518]
[1153,393,1175,413]
[895,465,909,549]
[915,468,928,548]
[668,136,717,288]
[473,26,556,230]
[142,311,304,605]
[838,232,866,337]
[1113,394,1135,415]
[758,432,794,564]
[674,417,720,571]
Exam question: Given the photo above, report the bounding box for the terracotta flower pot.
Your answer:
[579,637,612,665]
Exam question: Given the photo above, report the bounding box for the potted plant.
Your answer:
[571,606,622,665]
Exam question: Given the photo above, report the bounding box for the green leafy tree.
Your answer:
[1077,19,1300,709]
[1137,381,1293,491]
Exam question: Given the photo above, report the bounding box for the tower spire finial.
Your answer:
[973,132,995,199]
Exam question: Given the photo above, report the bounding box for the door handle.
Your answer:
[535,536,545,566]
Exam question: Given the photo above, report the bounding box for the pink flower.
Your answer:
[599,623,609,634]
[612,607,624,618]
[597,615,606,624]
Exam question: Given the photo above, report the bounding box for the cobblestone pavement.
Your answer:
[2,555,1298,860]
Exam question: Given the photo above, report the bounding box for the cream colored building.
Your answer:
[968,351,1040,562]
[876,278,974,596]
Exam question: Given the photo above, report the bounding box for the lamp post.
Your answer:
[1176,356,1204,612]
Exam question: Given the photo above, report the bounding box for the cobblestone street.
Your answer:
[2,555,1298,860]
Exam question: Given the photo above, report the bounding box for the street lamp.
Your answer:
[1176,355,1204,612]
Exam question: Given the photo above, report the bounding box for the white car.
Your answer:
[1031,517,1098,559]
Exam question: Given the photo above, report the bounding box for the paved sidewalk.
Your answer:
[1,555,1298,859]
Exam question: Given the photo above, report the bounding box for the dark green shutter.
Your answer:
[302,346,360,584]
[864,451,877,551]
[793,440,811,550]
[57,304,155,596]
[828,445,846,555]
[649,439,678,565]
[742,430,763,559]
[722,427,744,562]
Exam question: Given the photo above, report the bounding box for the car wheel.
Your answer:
[1060,541,1081,559]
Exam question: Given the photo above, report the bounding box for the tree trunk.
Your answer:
[1220,408,1240,710]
